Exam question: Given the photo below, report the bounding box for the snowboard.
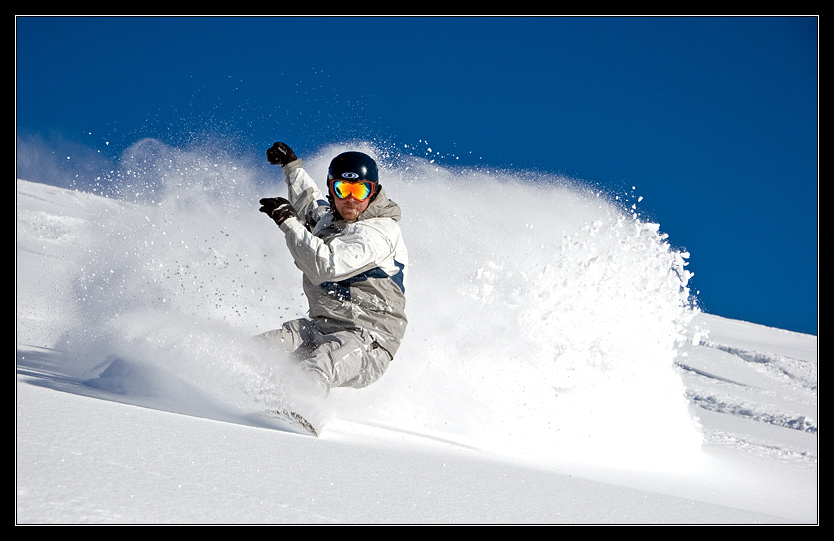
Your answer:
[264,409,319,437]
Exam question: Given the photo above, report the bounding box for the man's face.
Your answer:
[334,192,371,221]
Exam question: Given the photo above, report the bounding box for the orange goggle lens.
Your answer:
[332,180,374,201]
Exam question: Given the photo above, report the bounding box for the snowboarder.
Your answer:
[256,142,408,397]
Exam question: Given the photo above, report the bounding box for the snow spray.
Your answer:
[60,138,704,468]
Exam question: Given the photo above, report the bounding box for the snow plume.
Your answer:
[50,138,703,470]
[54,138,314,419]
[332,150,704,469]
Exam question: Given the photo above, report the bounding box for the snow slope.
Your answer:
[16,140,817,524]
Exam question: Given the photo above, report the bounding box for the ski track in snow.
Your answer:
[16,138,817,477]
[673,323,817,470]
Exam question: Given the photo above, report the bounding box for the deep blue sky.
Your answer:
[16,16,818,335]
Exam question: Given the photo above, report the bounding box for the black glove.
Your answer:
[266,142,297,166]
[259,197,297,226]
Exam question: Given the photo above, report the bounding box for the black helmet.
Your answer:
[327,151,379,185]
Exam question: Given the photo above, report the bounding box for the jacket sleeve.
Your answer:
[279,217,397,285]
[281,159,330,229]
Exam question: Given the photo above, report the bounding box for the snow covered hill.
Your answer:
[16,141,817,524]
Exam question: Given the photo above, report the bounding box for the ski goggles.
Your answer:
[331,179,375,201]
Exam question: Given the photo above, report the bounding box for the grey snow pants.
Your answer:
[258,318,393,393]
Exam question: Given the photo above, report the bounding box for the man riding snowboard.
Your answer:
[257,142,408,397]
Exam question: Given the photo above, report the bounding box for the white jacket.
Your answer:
[276,159,408,356]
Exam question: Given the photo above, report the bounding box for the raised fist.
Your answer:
[266,142,297,166]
